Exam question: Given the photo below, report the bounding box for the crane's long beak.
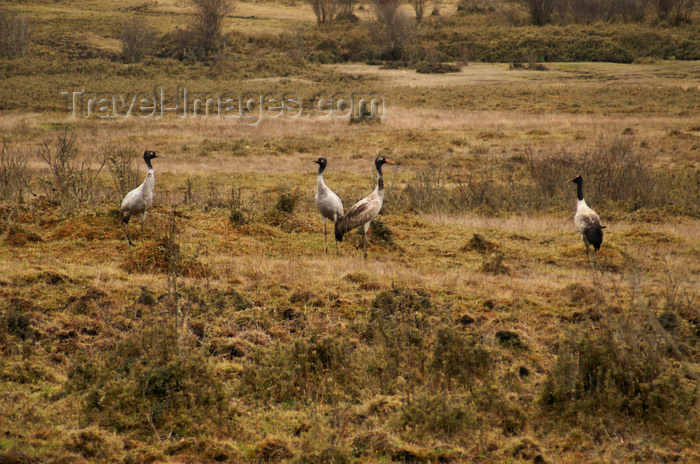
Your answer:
[384,159,395,165]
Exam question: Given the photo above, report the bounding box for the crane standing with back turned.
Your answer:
[120,150,159,247]
[572,174,606,258]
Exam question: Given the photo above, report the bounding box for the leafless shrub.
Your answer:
[308,0,336,24]
[398,137,695,216]
[191,0,232,57]
[525,136,652,209]
[556,0,651,23]
[521,0,555,25]
[456,0,495,13]
[287,27,305,62]
[606,0,650,22]
[510,51,548,70]
[104,144,140,199]
[371,0,416,60]
[120,18,154,63]
[568,0,610,23]
[656,0,695,24]
[0,140,30,204]
[500,0,525,25]
[38,132,107,213]
[373,0,402,25]
[335,0,357,21]
[0,8,31,58]
[397,168,513,214]
[411,0,427,22]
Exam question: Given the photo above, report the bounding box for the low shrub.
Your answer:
[68,320,229,438]
[541,314,699,433]
[239,331,357,403]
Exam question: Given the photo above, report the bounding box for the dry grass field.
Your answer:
[1,1,700,463]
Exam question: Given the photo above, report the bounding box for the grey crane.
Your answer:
[334,156,393,258]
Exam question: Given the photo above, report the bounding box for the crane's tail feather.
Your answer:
[585,224,604,251]
[334,220,345,242]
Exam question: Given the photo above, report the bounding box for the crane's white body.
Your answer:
[574,199,601,238]
[120,152,157,246]
[121,168,155,222]
[572,175,605,255]
[316,174,344,222]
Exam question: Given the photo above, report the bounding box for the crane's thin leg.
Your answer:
[324,218,328,254]
[583,239,591,265]
[122,222,134,247]
[362,222,370,259]
[334,227,339,254]
[141,212,147,237]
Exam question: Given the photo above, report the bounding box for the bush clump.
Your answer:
[239,331,357,403]
[541,314,699,432]
[68,321,229,438]
[372,286,431,319]
[431,325,491,388]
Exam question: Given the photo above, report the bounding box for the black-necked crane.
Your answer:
[572,174,605,256]
[313,157,344,253]
[335,155,393,258]
[120,150,158,247]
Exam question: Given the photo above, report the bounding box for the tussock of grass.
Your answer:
[460,233,498,253]
[121,238,209,278]
[480,252,510,275]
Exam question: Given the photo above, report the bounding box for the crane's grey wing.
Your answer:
[335,196,378,239]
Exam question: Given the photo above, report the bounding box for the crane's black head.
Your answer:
[572,175,583,184]
[375,155,393,169]
[312,157,327,174]
[143,150,157,161]
[312,157,327,168]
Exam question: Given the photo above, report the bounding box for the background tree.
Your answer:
[0,8,31,58]
[308,0,336,24]
[191,0,232,56]
[120,18,154,63]
[412,0,426,22]
[372,0,416,60]
[335,0,357,20]
[522,0,555,25]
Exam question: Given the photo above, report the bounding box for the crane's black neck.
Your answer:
[376,164,384,191]
[576,180,584,201]
[145,157,153,170]
[317,163,326,176]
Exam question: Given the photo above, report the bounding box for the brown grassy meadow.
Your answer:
[1,1,700,463]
